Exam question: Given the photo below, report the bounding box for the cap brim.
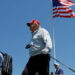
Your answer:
[27,23,31,26]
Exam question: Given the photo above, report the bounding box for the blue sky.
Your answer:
[0,0,75,75]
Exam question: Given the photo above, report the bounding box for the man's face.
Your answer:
[28,23,39,32]
[54,65,59,69]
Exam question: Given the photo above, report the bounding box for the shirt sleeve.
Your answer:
[42,29,52,49]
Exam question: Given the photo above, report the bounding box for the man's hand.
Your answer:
[25,44,32,49]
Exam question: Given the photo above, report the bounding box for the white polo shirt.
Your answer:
[29,27,52,56]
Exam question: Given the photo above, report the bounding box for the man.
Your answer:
[54,63,63,75]
[24,19,52,75]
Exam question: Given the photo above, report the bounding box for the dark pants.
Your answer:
[27,54,50,75]
[2,71,11,75]
[22,66,28,75]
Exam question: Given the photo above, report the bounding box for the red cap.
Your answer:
[27,19,40,26]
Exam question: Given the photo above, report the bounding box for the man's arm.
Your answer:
[41,29,52,54]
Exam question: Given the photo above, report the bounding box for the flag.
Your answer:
[52,0,75,18]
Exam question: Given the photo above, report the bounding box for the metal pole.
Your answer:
[52,24,56,64]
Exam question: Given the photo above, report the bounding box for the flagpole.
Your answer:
[52,23,56,64]
[50,0,57,64]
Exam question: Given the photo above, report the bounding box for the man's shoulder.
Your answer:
[59,68,63,71]
[41,27,49,33]
[58,68,63,73]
